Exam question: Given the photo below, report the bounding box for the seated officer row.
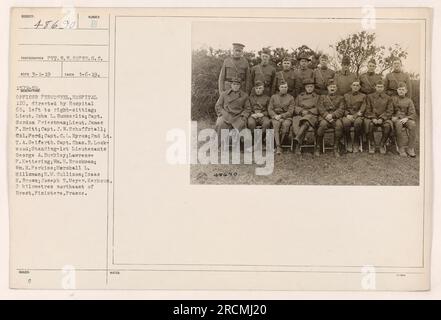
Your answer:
[214,76,417,157]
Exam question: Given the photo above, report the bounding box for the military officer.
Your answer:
[360,59,383,95]
[275,57,296,96]
[385,57,412,97]
[294,54,314,97]
[313,54,336,95]
[316,79,345,157]
[334,55,358,96]
[268,81,295,154]
[214,77,251,145]
[248,80,271,137]
[250,48,276,97]
[342,80,366,153]
[309,53,320,70]
[292,78,320,155]
[218,43,251,95]
[365,80,394,154]
[391,82,417,157]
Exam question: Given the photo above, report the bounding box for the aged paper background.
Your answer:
[1,2,439,296]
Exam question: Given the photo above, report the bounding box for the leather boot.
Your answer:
[334,144,340,157]
[398,147,407,157]
[345,132,353,153]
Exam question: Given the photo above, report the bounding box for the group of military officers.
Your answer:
[214,42,417,157]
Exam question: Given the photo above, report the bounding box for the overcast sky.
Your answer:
[192,20,423,74]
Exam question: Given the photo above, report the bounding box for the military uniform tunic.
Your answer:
[359,72,383,95]
[392,95,416,120]
[334,70,358,96]
[248,93,271,129]
[249,94,270,116]
[385,70,412,97]
[313,67,335,95]
[275,69,296,96]
[293,92,320,127]
[317,93,345,138]
[343,91,367,118]
[318,94,345,120]
[218,57,251,94]
[215,89,251,130]
[365,92,393,124]
[294,68,314,97]
[342,91,367,133]
[250,63,276,97]
[391,95,417,149]
[268,93,295,119]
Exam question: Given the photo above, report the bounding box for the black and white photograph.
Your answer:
[191,19,424,185]
[3,5,436,295]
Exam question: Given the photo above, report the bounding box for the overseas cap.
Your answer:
[397,81,407,89]
[303,78,315,86]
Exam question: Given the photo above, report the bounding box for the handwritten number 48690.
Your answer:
[33,20,77,29]
[214,172,238,178]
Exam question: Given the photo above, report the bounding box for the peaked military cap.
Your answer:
[232,43,245,49]
[261,48,271,56]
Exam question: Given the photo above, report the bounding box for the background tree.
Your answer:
[374,43,409,75]
[329,31,380,75]
[191,48,226,120]
[271,47,291,67]
[291,45,317,68]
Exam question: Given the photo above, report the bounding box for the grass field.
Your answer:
[190,119,420,186]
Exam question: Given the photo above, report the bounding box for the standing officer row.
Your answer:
[218,43,413,98]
